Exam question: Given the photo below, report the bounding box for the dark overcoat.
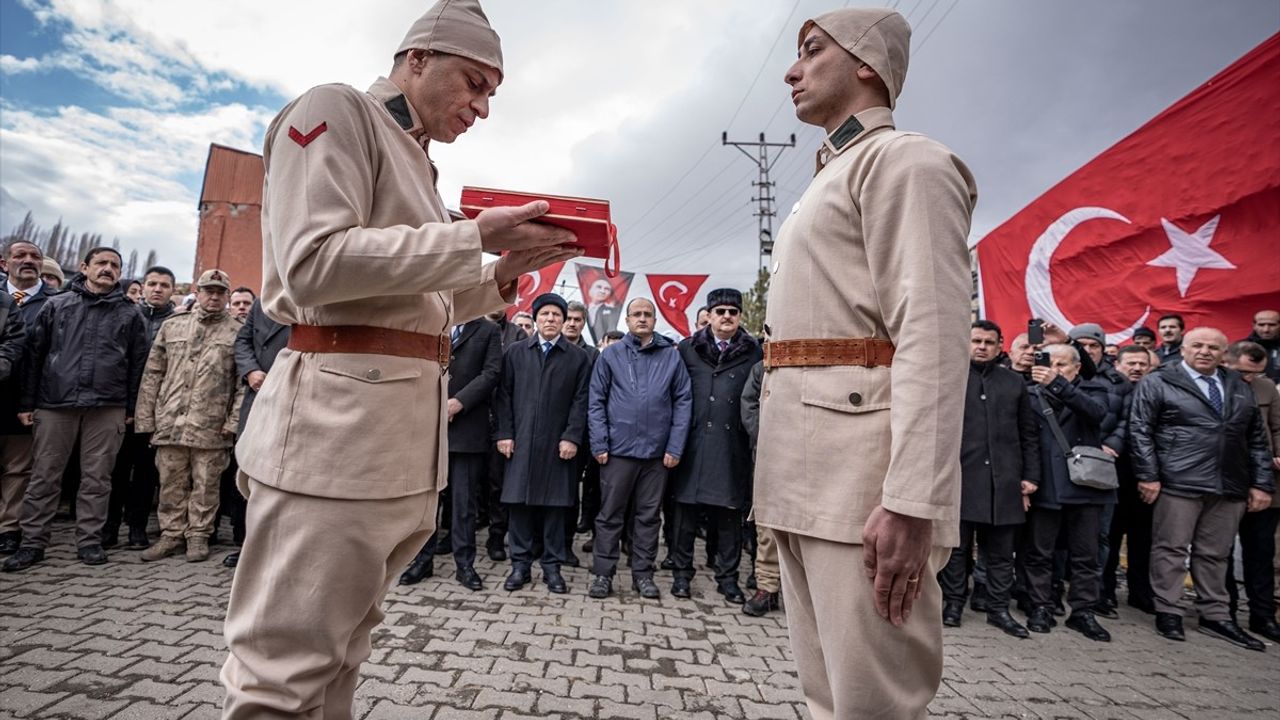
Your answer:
[446,318,501,453]
[234,299,290,431]
[494,335,591,507]
[959,360,1040,525]
[0,282,53,435]
[1028,375,1115,509]
[671,327,762,510]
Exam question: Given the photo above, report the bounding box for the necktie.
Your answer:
[542,341,553,356]
[717,340,729,355]
[11,290,25,305]
[451,325,462,344]
[1200,375,1223,416]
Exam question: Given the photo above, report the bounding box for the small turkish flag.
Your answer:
[976,32,1280,345]
[646,273,709,337]
[507,262,566,320]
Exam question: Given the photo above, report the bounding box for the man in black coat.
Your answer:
[494,293,591,594]
[220,298,290,568]
[1023,343,1114,642]
[668,288,762,605]
[482,309,528,561]
[4,248,147,572]
[1129,327,1273,651]
[400,315,502,589]
[0,239,53,555]
[939,321,1039,637]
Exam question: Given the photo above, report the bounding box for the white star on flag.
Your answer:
[1146,215,1236,298]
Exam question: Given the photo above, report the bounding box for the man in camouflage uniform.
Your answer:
[137,269,245,562]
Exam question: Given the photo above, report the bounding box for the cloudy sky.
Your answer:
[1,0,1276,327]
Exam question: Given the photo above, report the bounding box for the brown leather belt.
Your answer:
[288,325,451,366]
[763,338,895,369]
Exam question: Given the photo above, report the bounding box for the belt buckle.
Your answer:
[437,340,451,371]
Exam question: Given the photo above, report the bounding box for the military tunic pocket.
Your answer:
[799,365,891,413]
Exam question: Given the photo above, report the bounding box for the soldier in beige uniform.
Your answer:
[135,269,244,563]
[754,8,977,719]
[219,2,578,717]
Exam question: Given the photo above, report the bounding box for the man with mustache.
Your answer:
[3,247,147,572]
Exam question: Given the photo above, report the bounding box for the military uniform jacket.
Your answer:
[135,308,244,449]
[754,107,977,547]
[236,77,510,499]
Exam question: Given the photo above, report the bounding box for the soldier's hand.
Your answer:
[494,245,583,289]
[558,440,577,460]
[663,453,679,469]
[862,505,932,628]
[247,370,267,391]
[477,201,577,254]
[496,439,513,458]
[595,452,608,465]
[17,412,33,427]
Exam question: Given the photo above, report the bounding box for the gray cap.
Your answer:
[1069,323,1106,345]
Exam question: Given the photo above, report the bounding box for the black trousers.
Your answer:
[939,521,1018,612]
[1228,507,1279,623]
[578,458,600,531]
[105,431,158,531]
[509,504,568,571]
[592,456,666,579]
[1025,504,1102,612]
[670,502,743,584]
[1102,484,1153,605]
[420,452,484,568]
[218,453,245,544]
[486,444,507,551]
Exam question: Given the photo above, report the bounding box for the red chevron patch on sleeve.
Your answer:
[288,122,328,148]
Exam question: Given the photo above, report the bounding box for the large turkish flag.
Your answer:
[646,273,709,337]
[976,32,1280,346]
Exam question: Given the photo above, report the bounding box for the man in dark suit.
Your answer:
[222,298,290,568]
[0,240,56,555]
[400,315,502,588]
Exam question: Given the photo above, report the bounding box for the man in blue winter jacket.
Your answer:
[587,297,692,600]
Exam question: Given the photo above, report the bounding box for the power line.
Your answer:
[723,0,803,134]
[915,0,960,53]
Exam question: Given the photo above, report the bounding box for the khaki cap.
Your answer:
[41,258,65,282]
[800,8,911,109]
[397,0,503,79]
[197,268,231,290]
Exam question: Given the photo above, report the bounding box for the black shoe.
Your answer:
[588,574,612,598]
[746,573,757,591]
[987,610,1029,639]
[942,600,964,627]
[575,520,591,534]
[743,590,779,617]
[660,556,676,571]
[488,546,507,562]
[1155,612,1185,641]
[1198,618,1265,652]
[222,551,240,569]
[1065,611,1110,642]
[563,551,581,568]
[127,527,150,550]
[2,547,44,572]
[101,524,119,549]
[399,558,434,586]
[671,577,692,599]
[1094,597,1120,620]
[970,582,989,613]
[503,567,530,592]
[1248,617,1280,643]
[718,581,746,605]
[457,566,484,591]
[544,569,567,594]
[1026,606,1056,634]
[0,531,20,555]
[77,544,108,566]
[633,576,661,599]
[1127,595,1156,615]
[581,538,593,553]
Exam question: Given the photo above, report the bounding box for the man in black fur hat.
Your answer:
[669,288,763,603]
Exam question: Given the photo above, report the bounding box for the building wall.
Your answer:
[194,144,264,293]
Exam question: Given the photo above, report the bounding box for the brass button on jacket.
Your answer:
[366,368,381,380]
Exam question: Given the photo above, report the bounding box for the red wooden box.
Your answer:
[460,186,620,275]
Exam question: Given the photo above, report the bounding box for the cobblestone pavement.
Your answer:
[2,522,1278,719]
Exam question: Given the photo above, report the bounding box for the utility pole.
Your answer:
[722,131,795,270]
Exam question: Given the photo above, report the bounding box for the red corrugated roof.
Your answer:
[199,144,264,206]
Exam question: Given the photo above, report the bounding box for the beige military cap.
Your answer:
[800,8,911,109]
[397,0,503,79]
[197,268,231,290]
[41,258,64,282]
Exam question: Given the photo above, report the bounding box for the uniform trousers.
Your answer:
[155,446,231,541]
[1024,504,1102,612]
[221,477,438,719]
[670,501,742,584]
[0,434,33,535]
[774,530,949,720]
[1102,482,1153,605]
[508,504,568,571]
[592,456,666,579]
[1150,492,1245,621]
[107,429,158,532]
[20,407,125,549]
[754,525,780,593]
[939,521,1018,612]
[1228,507,1279,623]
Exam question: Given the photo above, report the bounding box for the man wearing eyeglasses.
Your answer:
[669,288,762,604]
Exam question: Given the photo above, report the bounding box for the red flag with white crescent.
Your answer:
[646,274,708,337]
[506,262,566,319]
[975,32,1280,346]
